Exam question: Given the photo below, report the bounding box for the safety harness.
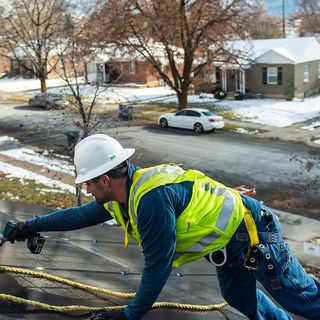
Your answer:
[240,208,283,290]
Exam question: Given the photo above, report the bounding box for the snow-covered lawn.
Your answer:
[216,97,320,128]
[51,85,320,128]
[0,77,320,128]
[0,77,72,92]
[0,136,76,194]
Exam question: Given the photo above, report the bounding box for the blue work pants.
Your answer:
[215,206,320,319]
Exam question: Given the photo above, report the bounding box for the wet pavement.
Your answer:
[0,199,318,319]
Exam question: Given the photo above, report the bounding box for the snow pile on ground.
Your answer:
[0,161,76,194]
[301,121,320,131]
[0,136,77,193]
[50,84,176,104]
[232,128,259,135]
[216,97,320,127]
[0,136,74,176]
[0,148,74,176]
[0,77,72,92]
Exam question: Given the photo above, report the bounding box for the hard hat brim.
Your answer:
[75,148,135,184]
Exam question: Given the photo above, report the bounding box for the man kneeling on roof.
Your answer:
[9,134,320,320]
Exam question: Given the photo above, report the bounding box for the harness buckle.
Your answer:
[208,246,227,267]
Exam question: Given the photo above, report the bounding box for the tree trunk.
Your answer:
[177,87,188,110]
[40,77,47,92]
[76,184,82,206]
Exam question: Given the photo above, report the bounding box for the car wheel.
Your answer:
[45,102,52,110]
[194,122,203,133]
[159,118,168,128]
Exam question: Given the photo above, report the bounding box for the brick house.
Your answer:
[5,45,82,79]
[85,43,182,86]
[86,54,163,86]
[196,37,320,99]
[0,48,11,78]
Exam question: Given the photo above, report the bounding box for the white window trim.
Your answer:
[267,67,278,85]
[304,64,309,83]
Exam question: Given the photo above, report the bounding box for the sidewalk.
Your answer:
[225,118,320,148]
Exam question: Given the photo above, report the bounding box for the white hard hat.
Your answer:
[74,134,135,184]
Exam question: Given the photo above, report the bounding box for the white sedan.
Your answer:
[158,108,224,133]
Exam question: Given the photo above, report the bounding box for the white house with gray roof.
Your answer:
[208,37,320,99]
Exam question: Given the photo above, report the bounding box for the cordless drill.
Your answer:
[0,221,45,254]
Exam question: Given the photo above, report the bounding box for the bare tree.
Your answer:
[0,0,69,92]
[87,0,258,110]
[298,0,320,35]
[52,15,107,205]
[246,4,283,39]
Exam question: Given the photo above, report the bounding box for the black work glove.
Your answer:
[90,310,127,320]
[9,222,35,243]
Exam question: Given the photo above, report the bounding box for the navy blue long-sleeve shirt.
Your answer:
[27,163,193,319]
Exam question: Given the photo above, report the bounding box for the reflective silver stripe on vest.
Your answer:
[130,166,184,223]
[215,189,236,232]
[201,183,235,232]
[107,201,114,212]
[183,231,220,253]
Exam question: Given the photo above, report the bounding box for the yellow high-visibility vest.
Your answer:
[104,164,244,268]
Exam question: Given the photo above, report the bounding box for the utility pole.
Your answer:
[282,0,286,38]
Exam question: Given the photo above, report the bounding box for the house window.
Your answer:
[318,63,320,78]
[263,67,282,85]
[267,67,278,84]
[128,61,136,74]
[303,64,310,82]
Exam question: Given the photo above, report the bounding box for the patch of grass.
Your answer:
[0,173,92,209]
[133,112,159,120]
[223,123,244,131]
[8,94,30,102]
[219,110,242,121]
[134,104,177,113]
[223,123,268,133]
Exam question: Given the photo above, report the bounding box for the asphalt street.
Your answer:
[0,99,319,217]
[102,125,320,219]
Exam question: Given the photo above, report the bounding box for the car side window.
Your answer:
[186,110,201,117]
[176,110,187,116]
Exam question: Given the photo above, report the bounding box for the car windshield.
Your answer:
[48,93,63,98]
[201,111,214,116]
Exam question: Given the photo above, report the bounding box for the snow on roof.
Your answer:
[7,41,69,59]
[231,37,320,65]
[87,39,184,64]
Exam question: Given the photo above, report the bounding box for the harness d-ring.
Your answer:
[208,246,227,267]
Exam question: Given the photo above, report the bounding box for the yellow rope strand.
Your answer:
[0,265,135,298]
[0,265,227,313]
